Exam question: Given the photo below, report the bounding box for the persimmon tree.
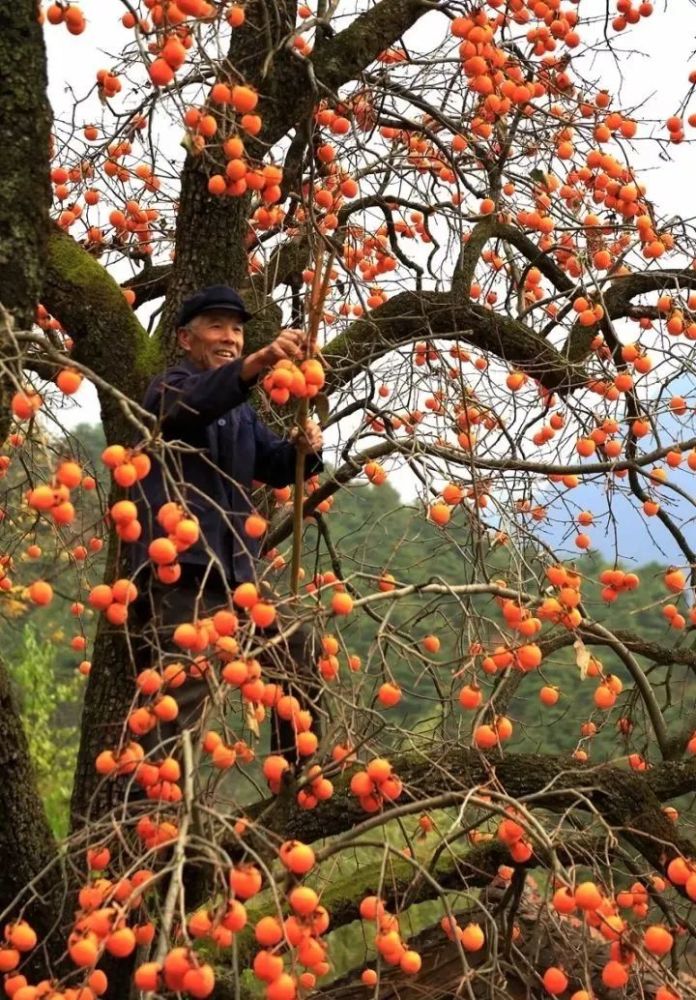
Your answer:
[1,0,696,998]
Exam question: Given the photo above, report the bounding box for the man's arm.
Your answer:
[145,360,253,433]
[145,330,307,433]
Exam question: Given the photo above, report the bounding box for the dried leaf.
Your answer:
[245,702,260,740]
[312,392,329,425]
[574,637,591,680]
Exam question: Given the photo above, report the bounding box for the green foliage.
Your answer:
[0,422,107,676]
[8,625,83,836]
[289,482,688,763]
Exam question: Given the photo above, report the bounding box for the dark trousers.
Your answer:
[129,571,320,765]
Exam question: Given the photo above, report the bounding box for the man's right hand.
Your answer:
[241,329,306,383]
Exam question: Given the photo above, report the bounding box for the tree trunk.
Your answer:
[0,0,51,327]
[0,660,59,944]
[69,522,138,829]
[0,0,59,951]
[0,0,52,441]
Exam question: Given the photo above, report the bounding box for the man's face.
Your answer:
[178,310,245,370]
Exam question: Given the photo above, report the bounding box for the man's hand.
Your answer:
[241,329,306,383]
[290,419,323,455]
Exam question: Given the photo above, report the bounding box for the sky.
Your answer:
[40,0,696,565]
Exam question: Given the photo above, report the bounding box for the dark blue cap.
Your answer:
[177,285,252,327]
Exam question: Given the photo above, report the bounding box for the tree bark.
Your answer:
[0,0,60,955]
[0,660,60,949]
[0,0,52,444]
[322,291,582,393]
[69,614,138,831]
[0,0,51,328]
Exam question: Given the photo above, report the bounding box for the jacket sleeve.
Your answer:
[251,412,324,488]
[144,361,254,434]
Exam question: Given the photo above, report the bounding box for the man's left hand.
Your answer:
[290,419,323,454]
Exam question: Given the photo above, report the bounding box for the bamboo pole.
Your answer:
[290,246,333,596]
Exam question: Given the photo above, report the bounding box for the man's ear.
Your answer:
[178,327,192,352]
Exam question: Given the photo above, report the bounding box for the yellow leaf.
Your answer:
[245,702,260,740]
[574,638,590,680]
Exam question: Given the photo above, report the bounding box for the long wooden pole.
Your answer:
[290,247,333,596]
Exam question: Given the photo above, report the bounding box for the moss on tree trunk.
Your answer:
[43,228,156,443]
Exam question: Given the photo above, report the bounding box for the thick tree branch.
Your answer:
[310,0,436,92]
[648,757,696,802]
[565,267,696,365]
[541,626,696,673]
[121,262,172,309]
[0,0,52,445]
[251,237,311,295]
[240,749,696,881]
[604,267,696,317]
[322,290,586,394]
[0,0,52,332]
[313,889,657,1000]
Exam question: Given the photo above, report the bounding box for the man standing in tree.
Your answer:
[129,285,323,766]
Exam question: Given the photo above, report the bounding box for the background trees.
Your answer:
[1,0,696,998]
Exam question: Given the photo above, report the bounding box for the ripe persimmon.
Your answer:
[28,580,53,606]
[643,925,673,955]
[540,685,560,706]
[56,368,83,394]
[255,916,284,947]
[149,58,175,87]
[473,724,498,749]
[231,85,258,113]
[148,537,177,565]
[601,960,628,989]
[289,886,319,915]
[279,840,315,874]
[134,963,160,991]
[244,513,267,538]
[250,601,276,627]
[331,591,353,615]
[377,682,402,706]
[542,967,568,995]
[574,881,603,910]
[233,582,258,608]
[460,923,485,951]
[428,503,451,526]
[230,865,262,900]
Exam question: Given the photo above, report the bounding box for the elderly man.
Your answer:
[129,285,323,766]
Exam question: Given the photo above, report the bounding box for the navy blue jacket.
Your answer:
[130,357,322,585]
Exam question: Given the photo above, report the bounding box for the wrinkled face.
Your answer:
[178,309,245,370]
